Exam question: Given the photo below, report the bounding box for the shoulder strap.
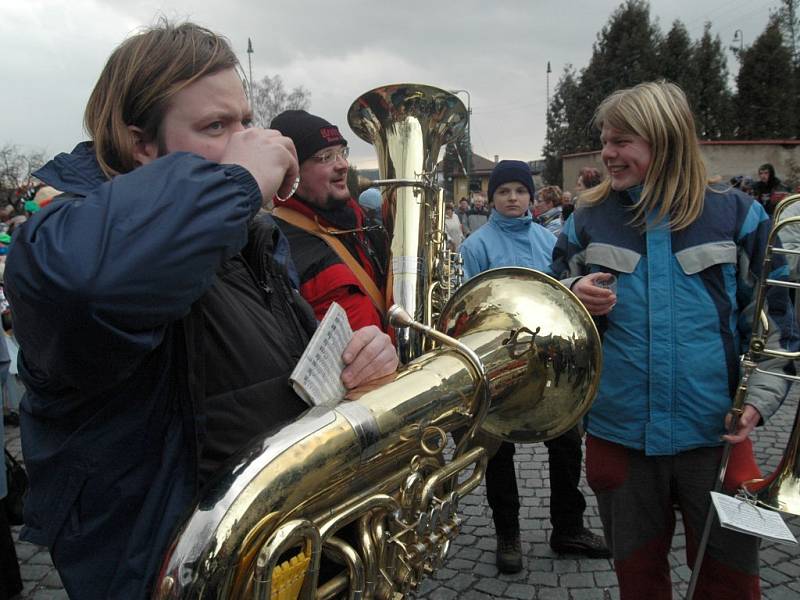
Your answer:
[273,206,386,315]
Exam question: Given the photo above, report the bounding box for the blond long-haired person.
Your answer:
[552,81,796,599]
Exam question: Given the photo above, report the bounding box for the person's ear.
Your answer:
[128,125,159,166]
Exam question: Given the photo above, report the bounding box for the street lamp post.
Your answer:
[247,38,254,101]
[732,29,744,54]
[546,60,552,117]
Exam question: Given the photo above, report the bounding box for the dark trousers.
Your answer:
[486,425,586,537]
[0,502,23,600]
[585,436,760,600]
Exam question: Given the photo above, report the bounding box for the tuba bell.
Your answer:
[348,84,468,362]
[152,268,602,599]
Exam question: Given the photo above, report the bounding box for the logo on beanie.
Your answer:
[320,126,343,143]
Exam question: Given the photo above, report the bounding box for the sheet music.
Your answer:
[711,492,798,545]
[289,302,353,407]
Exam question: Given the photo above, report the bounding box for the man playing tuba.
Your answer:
[270,110,389,332]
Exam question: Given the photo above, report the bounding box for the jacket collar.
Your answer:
[489,208,534,231]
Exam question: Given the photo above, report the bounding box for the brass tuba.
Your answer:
[153,268,602,599]
[347,84,468,362]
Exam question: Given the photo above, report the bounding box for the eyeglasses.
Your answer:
[311,146,349,164]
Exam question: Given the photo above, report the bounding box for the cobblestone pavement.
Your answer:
[4,393,800,599]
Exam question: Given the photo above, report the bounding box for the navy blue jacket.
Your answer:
[5,143,310,598]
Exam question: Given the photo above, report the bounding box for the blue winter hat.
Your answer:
[488,160,535,202]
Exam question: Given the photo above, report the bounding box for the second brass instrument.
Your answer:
[348,83,468,362]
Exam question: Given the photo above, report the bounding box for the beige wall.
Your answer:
[562,143,800,194]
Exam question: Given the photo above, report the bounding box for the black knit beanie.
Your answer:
[270,110,348,165]
[488,160,535,202]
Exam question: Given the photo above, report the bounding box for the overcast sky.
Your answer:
[1,0,775,169]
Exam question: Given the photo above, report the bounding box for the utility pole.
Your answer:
[247,38,254,100]
[546,61,552,115]
[732,30,744,55]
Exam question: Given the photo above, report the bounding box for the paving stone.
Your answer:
[559,571,595,588]
[571,589,612,600]
[15,543,41,562]
[593,570,618,588]
[445,573,475,592]
[474,577,508,596]
[460,591,494,600]
[553,559,579,574]
[19,564,51,581]
[425,588,459,600]
[433,567,458,581]
[454,546,483,561]
[41,570,63,588]
[761,566,792,585]
[527,571,559,587]
[537,588,570,600]
[28,551,54,566]
[505,582,537,599]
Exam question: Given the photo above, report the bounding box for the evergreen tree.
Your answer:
[658,20,694,91]
[735,17,795,139]
[688,23,733,139]
[578,0,662,145]
[542,67,584,185]
[778,0,800,66]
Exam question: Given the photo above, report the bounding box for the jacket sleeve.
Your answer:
[737,201,798,422]
[5,153,262,393]
[551,214,585,288]
[459,238,485,282]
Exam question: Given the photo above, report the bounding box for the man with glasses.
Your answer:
[271,110,388,330]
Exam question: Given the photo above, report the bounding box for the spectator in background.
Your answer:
[443,203,464,251]
[562,190,573,205]
[575,167,603,203]
[535,185,564,235]
[358,187,383,226]
[466,193,490,234]
[752,163,789,216]
[456,197,470,232]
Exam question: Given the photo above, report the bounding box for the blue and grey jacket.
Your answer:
[460,209,556,280]
[552,186,797,456]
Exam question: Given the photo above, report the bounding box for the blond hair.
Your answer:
[581,81,707,230]
[84,20,240,178]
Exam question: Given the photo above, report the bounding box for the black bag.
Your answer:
[3,448,27,526]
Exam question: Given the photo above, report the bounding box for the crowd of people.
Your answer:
[1,18,798,600]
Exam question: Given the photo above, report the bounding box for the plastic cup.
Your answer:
[594,274,617,294]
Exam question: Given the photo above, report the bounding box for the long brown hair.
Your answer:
[84,20,240,178]
[581,81,707,231]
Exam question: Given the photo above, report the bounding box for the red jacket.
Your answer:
[274,196,386,331]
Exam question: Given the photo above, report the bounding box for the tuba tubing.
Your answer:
[153,268,602,599]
